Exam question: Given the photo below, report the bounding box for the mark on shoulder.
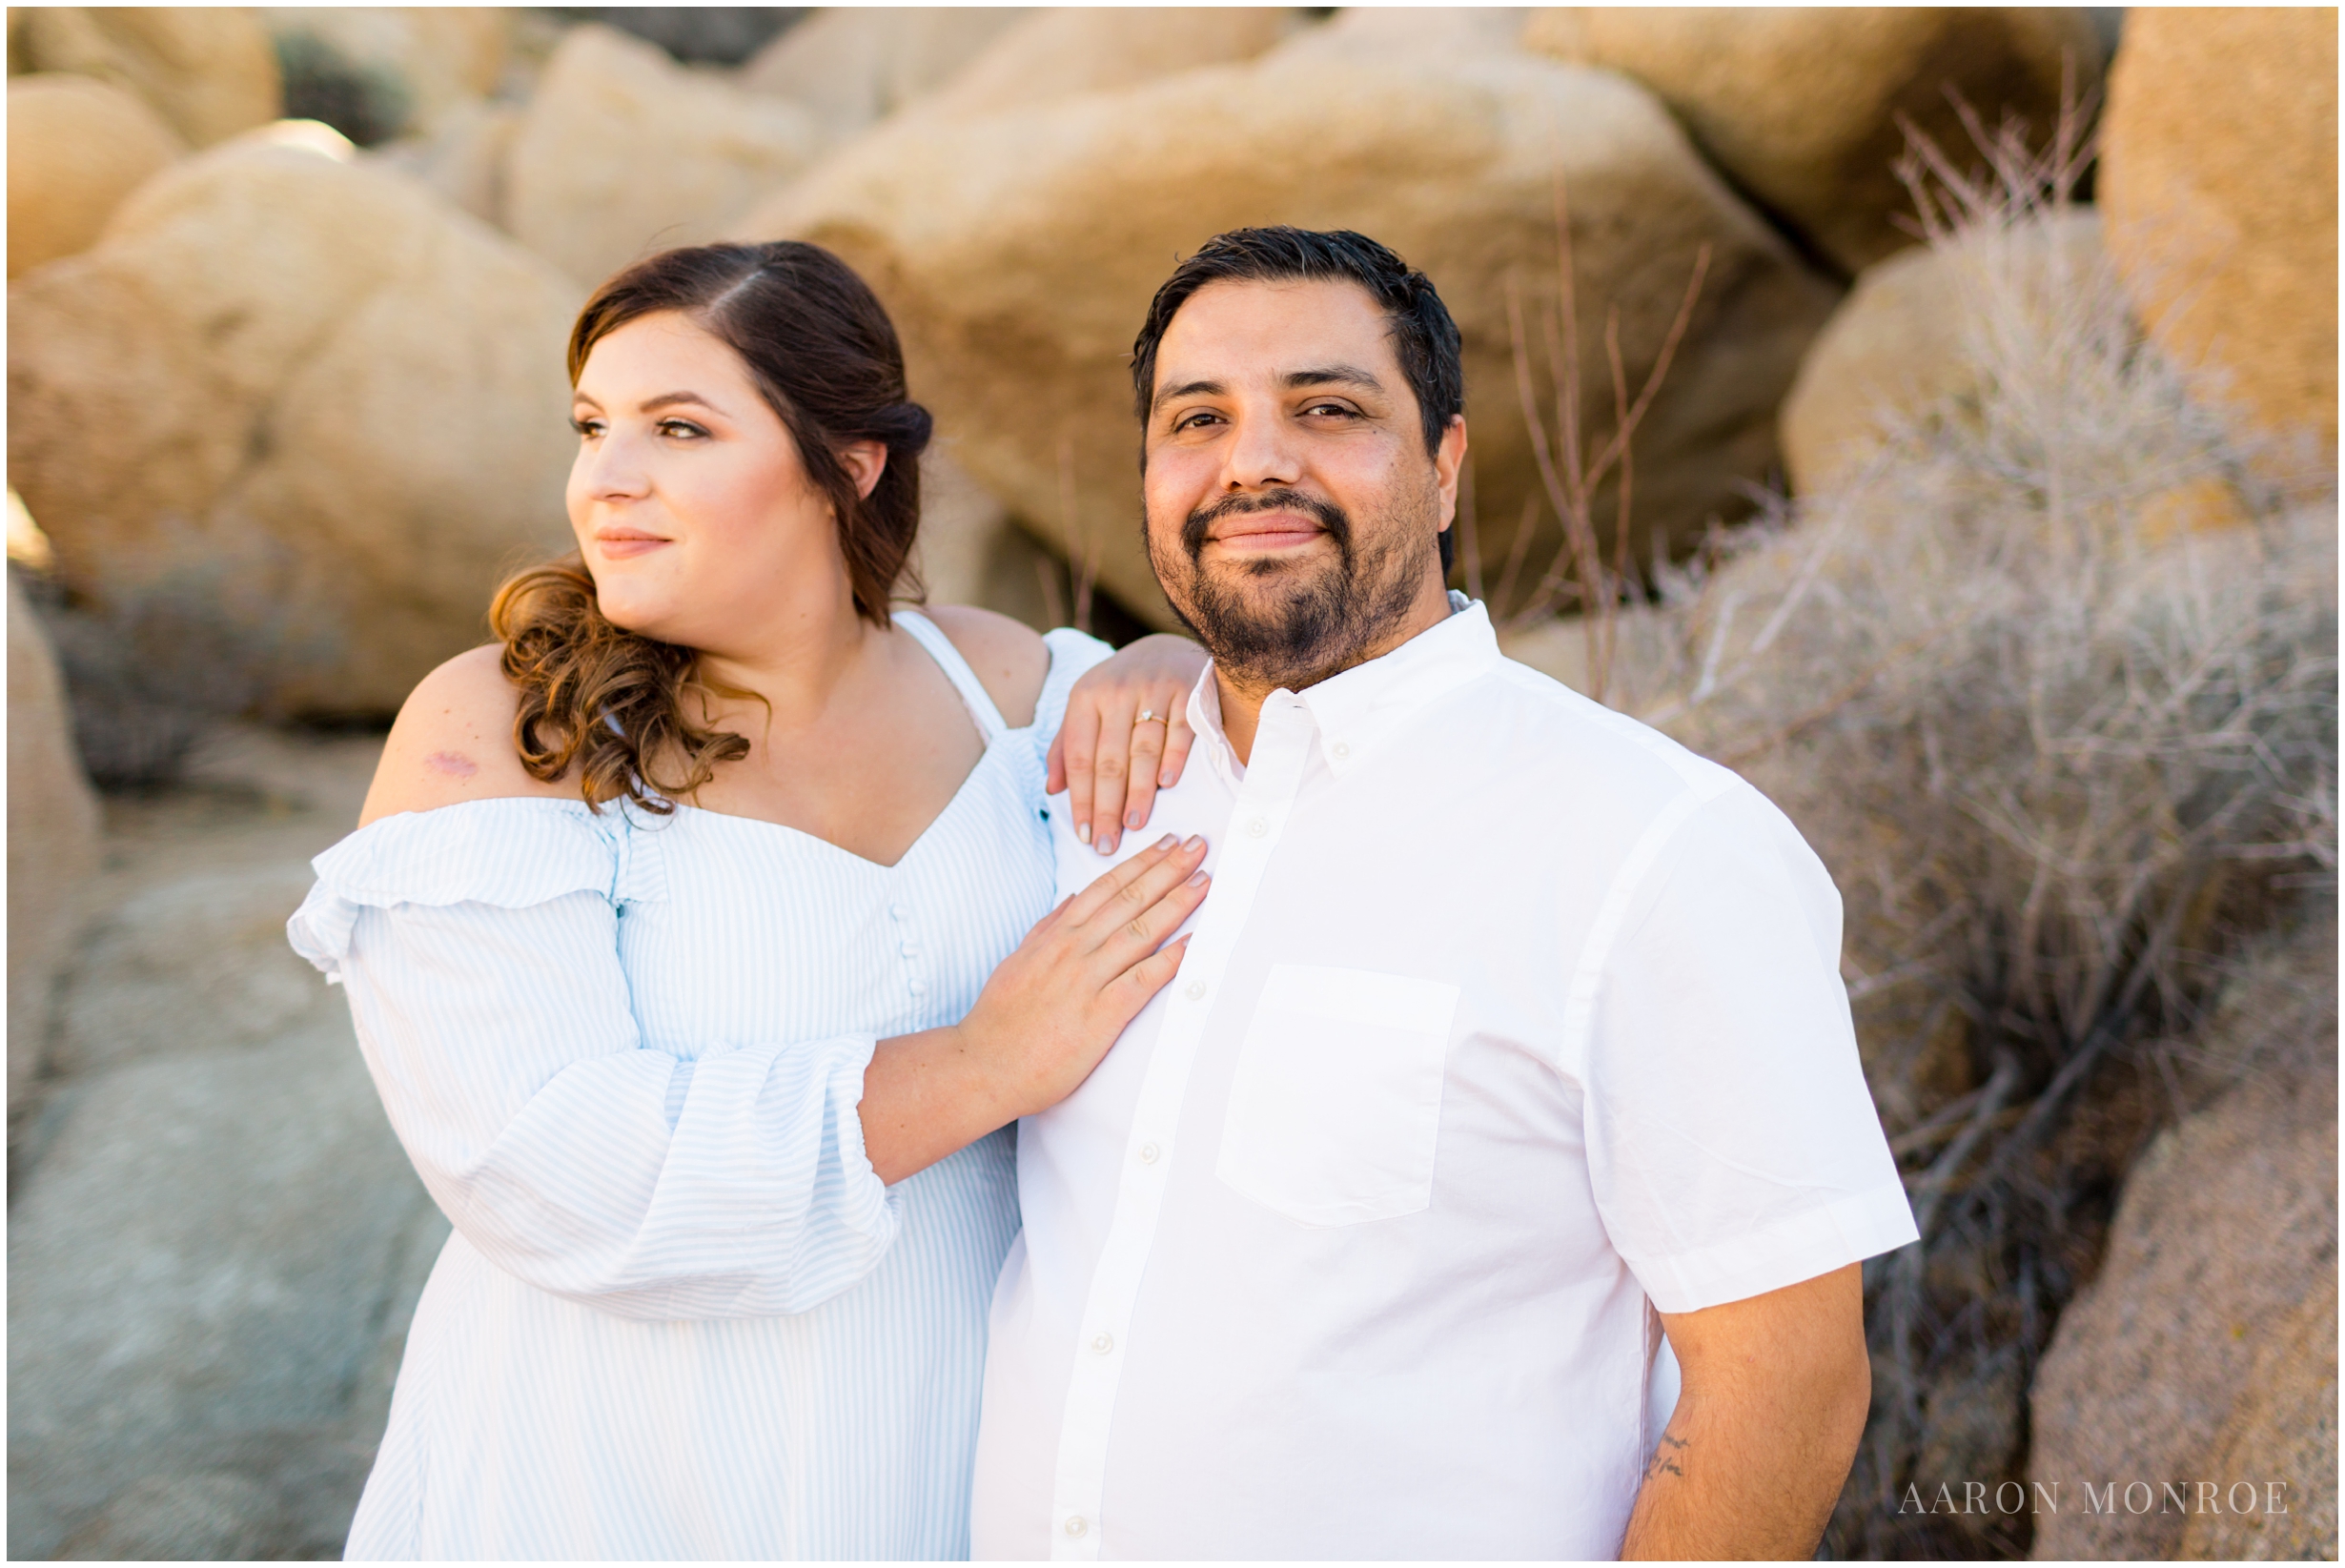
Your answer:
[358,643,576,826]
[919,603,1048,729]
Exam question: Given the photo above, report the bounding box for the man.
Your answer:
[971,227,1918,1560]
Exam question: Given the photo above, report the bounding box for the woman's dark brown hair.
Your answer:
[491,241,933,812]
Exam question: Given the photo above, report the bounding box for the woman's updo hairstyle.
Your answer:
[491,240,935,812]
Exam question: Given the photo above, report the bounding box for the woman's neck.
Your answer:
[692,589,878,737]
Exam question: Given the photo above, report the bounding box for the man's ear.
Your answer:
[1434,416,1468,525]
[839,439,888,500]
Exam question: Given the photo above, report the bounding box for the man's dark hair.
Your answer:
[1130,227,1465,571]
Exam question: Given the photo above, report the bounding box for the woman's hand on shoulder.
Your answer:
[1050,633,1210,856]
[922,603,1048,729]
[358,645,573,826]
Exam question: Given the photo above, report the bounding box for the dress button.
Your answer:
[1183,978,1207,1001]
[1064,1516,1089,1538]
[1137,1143,1160,1165]
[1247,816,1268,838]
[907,979,928,997]
[1091,1333,1114,1355]
[1331,741,1351,761]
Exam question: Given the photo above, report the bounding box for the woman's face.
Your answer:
[567,310,867,656]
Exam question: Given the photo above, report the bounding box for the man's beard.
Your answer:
[1147,485,1437,694]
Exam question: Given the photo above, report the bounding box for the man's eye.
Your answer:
[1173,410,1220,432]
[1305,401,1358,418]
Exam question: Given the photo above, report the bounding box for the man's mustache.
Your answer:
[1180,489,1351,559]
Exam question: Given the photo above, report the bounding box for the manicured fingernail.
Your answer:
[1127,810,1145,829]
[1188,871,1210,887]
[1155,833,1177,849]
[1101,832,1119,853]
[1160,771,1176,786]
[1183,835,1205,851]
[1076,821,1091,844]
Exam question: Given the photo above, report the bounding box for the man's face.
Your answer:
[1141,277,1464,694]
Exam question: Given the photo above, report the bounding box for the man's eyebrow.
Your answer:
[1285,364,1386,393]
[1153,377,1227,406]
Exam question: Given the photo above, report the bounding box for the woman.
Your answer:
[288,241,1208,1558]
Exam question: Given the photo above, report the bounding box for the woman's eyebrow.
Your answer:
[640,391,724,415]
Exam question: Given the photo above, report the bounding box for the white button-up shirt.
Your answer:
[971,599,1918,1561]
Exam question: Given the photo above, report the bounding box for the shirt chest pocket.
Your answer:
[1214,965,1462,1227]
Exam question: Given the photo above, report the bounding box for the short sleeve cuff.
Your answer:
[1624,1184,1921,1315]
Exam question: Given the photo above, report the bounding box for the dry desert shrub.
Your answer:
[1569,103,2335,1557]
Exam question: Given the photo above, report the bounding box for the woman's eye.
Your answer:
[658,419,708,439]
[570,417,602,438]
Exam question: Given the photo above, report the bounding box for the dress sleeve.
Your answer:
[287,800,899,1321]
[1028,627,1117,760]
[1578,781,1918,1315]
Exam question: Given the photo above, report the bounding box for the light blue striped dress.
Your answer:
[288,614,1112,1561]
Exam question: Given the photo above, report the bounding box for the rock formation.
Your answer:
[740,8,1032,140]
[2029,919,2339,1560]
[747,31,1838,627]
[7,73,184,277]
[7,570,101,1122]
[1780,210,2102,495]
[506,22,824,287]
[2099,7,2338,465]
[8,6,280,147]
[8,138,581,718]
[1523,8,2105,275]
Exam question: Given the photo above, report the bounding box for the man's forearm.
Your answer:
[1618,1389,1844,1559]
[1618,1267,1871,1558]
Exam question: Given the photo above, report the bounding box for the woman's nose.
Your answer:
[581,430,652,500]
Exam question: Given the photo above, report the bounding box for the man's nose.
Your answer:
[1219,403,1304,492]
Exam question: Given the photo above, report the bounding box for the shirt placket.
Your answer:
[1046,697,1316,1560]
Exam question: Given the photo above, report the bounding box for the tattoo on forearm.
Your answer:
[1644,1431,1689,1481]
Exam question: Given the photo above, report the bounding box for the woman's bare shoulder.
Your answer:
[358,644,575,826]
[920,603,1048,729]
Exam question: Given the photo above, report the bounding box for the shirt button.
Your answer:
[888,904,907,921]
[1184,978,1207,1001]
[1247,816,1268,838]
[900,941,919,957]
[1064,1516,1088,1538]
[907,979,928,997]
[1091,1333,1114,1355]
[1331,741,1351,761]
[1137,1143,1160,1165]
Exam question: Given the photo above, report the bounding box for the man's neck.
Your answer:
[1215,577,1454,765]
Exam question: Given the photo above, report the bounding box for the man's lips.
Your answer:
[594,529,671,560]
[1206,515,1327,551]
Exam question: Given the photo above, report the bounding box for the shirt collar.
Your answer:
[1183,594,1502,782]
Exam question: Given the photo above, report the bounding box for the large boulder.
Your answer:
[916,7,1299,119]
[2029,920,2338,1560]
[2099,8,2338,464]
[745,37,1838,628]
[9,7,280,147]
[740,8,1035,140]
[505,23,824,287]
[1780,210,2102,495]
[1523,8,2106,275]
[7,140,582,719]
[263,7,509,145]
[7,73,184,278]
[7,570,102,1121]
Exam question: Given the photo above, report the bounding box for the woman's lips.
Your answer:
[595,531,670,560]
